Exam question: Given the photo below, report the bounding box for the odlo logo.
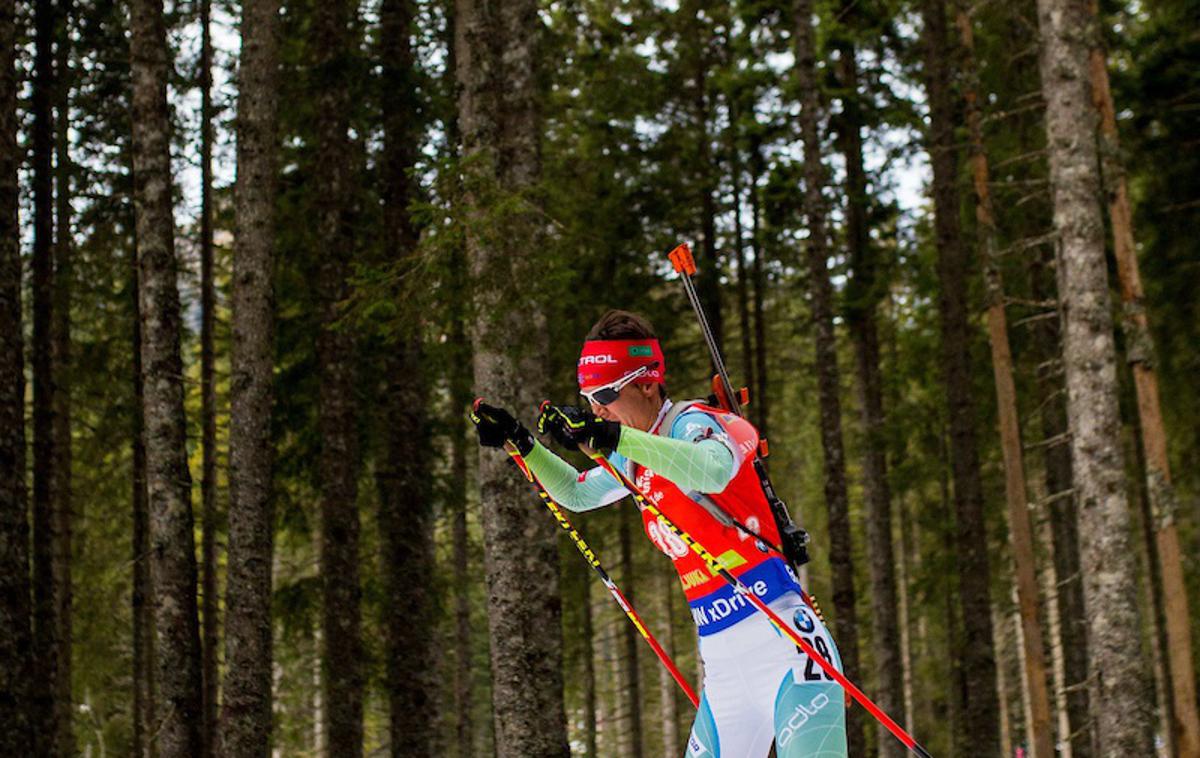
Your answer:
[579,354,618,365]
[776,692,831,747]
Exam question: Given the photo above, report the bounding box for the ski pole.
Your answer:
[580,443,933,758]
[477,400,700,708]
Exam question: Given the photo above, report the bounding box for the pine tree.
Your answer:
[131,236,156,758]
[919,0,1002,749]
[219,0,280,753]
[792,0,864,753]
[197,0,219,752]
[955,9,1054,757]
[1033,0,1156,749]
[31,1,62,751]
[377,0,437,751]
[129,0,205,752]
[1087,9,1200,753]
[833,17,905,755]
[456,0,568,751]
[0,0,34,749]
[51,1,75,750]
[310,0,365,752]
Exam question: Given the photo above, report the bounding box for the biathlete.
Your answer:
[472,309,849,757]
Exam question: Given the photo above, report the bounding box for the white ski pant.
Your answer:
[686,592,848,757]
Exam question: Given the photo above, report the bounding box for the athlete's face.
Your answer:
[587,382,664,431]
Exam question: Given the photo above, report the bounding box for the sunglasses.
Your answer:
[580,362,659,406]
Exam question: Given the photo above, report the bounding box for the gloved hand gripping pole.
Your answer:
[477,399,700,708]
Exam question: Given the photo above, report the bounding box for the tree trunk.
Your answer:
[574,555,597,758]
[919,0,1002,750]
[0,0,34,747]
[1030,244,1094,758]
[197,0,218,753]
[456,0,568,752]
[896,495,915,735]
[657,568,679,758]
[956,10,1055,757]
[1035,496,1073,758]
[450,302,474,758]
[219,0,279,754]
[31,1,61,753]
[992,603,1014,758]
[791,1,863,754]
[377,0,437,752]
[310,0,364,753]
[728,117,754,398]
[749,141,768,439]
[130,239,157,758]
[129,0,205,753]
[442,7,475,753]
[52,2,74,750]
[1127,419,1176,757]
[1033,0,1156,749]
[617,506,644,758]
[1086,10,1200,753]
[685,1,722,356]
[835,32,904,758]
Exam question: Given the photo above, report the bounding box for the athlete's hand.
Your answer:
[537,402,621,452]
[471,399,535,455]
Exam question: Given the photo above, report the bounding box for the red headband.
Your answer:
[577,339,666,388]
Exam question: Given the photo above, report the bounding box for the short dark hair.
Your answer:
[585,309,658,341]
[584,309,666,398]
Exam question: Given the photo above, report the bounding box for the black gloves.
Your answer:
[470,400,535,456]
[537,402,622,453]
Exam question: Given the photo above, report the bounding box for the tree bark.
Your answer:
[219,0,279,754]
[1029,245,1094,758]
[728,115,755,398]
[198,0,218,753]
[617,505,644,758]
[1127,417,1176,757]
[835,32,904,758]
[377,0,438,752]
[129,0,205,752]
[31,2,61,753]
[791,1,863,754]
[918,0,1002,750]
[450,293,475,758]
[456,0,568,752]
[52,2,74,751]
[992,603,1014,758]
[310,0,364,753]
[1033,0,1157,749]
[685,1,723,355]
[1086,10,1200,754]
[130,238,157,758]
[956,10,1055,757]
[0,0,34,748]
[656,567,679,758]
[580,564,598,758]
[749,141,768,438]
[442,8,475,753]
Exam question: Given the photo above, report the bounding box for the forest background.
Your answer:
[0,0,1197,755]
